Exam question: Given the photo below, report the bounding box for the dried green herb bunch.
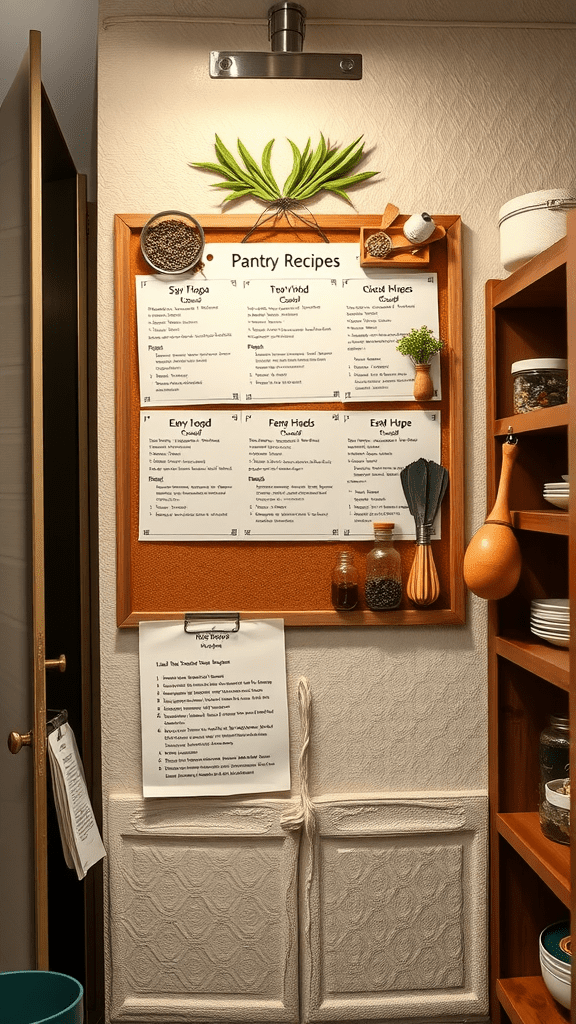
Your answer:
[191,134,377,205]
[396,325,443,365]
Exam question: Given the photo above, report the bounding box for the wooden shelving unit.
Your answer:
[488,216,576,1024]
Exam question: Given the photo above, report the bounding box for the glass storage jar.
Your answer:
[364,522,402,610]
[539,713,570,836]
[331,551,359,610]
[511,358,567,414]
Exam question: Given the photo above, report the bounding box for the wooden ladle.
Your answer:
[463,436,522,600]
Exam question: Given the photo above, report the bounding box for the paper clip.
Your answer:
[184,612,240,634]
[46,709,68,740]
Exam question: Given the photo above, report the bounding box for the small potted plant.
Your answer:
[396,325,443,401]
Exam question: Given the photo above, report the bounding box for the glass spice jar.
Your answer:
[539,713,570,835]
[511,358,567,414]
[331,551,359,610]
[364,522,402,610]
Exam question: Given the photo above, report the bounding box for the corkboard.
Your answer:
[115,213,464,627]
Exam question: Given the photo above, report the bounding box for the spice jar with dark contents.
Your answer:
[331,550,359,610]
[511,358,567,414]
[364,522,402,610]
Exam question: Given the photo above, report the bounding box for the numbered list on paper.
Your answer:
[139,619,290,797]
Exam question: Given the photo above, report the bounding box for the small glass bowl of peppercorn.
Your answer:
[140,210,205,274]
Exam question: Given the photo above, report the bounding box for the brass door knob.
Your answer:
[8,731,32,754]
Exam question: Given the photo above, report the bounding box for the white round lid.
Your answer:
[498,188,576,221]
[511,358,567,374]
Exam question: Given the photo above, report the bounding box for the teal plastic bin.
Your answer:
[0,971,83,1024]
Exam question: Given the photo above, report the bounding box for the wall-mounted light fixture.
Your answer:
[210,2,362,80]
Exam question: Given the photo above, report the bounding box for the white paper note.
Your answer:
[139,409,441,541]
[139,410,244,540]
[243,276,342,402]
[135,245,441,404]
[136,275,241,405]
[139,619,290,798]
[342,272,441,400]
[244,409,341,539]
[48,724,106,879]
[341,410,442,538]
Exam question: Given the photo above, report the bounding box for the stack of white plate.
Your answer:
[530,598,570,648]
[543,474,569,509]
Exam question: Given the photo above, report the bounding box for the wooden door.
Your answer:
[0,29,49,971]
[0,32,99,1006]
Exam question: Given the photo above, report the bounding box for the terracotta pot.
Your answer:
[413,363,434,401]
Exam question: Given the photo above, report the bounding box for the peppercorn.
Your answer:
[142,218,202,272]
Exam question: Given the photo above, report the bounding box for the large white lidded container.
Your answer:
[499,189,576,272]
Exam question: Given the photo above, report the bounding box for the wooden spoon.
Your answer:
[463,438,521,600]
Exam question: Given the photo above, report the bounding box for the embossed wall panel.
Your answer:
[108,796,300,1022]
[301,797,488,1022]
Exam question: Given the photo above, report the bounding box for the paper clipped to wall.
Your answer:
[139,618,291,798]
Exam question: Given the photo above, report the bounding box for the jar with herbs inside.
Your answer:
[364,522,402,610]
[511,358,567,414]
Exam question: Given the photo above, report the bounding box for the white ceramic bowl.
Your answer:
[541,952,571,982]
[540,955,571,1008]
[540,921,572,1009]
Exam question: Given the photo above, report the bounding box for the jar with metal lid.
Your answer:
[540,778,570,845]
[539,714,569,833]
[331,550,359,610]
[364,522,402,610]
[511,358,567,414]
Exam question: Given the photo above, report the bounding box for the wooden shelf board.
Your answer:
[511,510,568,535]
[494,633,569,690]
[490,238,567,308]
[494,406,568,437]
[497,812,570,906]
[497,976,570,1024]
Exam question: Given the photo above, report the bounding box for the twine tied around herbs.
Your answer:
[241,199,330,244]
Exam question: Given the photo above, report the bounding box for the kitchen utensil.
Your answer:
[401,458,448,606]
[463,435,521,599]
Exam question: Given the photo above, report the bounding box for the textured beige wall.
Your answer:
[97,6,576,797]
[97,5,576,1020]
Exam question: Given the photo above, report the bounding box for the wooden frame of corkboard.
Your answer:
[115,213,464,627]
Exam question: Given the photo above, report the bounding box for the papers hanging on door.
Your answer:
[47,719,106,879]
